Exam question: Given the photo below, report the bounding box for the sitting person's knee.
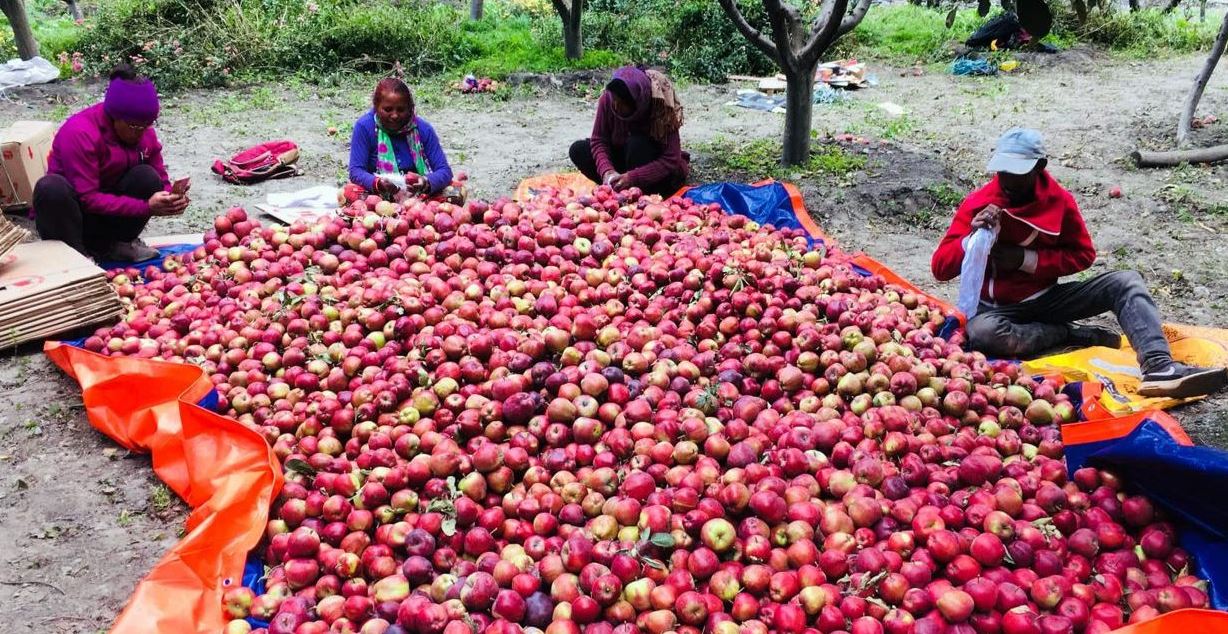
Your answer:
[34,173,72,196]
[126,164,164,198]
[965,314,1031,357]
[569,139,591,163]
[965,315,1003,351]
[1108,270,1146,291]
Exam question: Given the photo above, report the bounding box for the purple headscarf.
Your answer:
[103,76,160,124]
[609,66,653,123]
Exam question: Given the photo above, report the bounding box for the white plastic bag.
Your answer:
[957,226,1000,319]
[0,57,60,93]
[376,172,408,192]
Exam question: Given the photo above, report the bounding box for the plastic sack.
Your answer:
[0,56,60,93]
[957,226,998,319]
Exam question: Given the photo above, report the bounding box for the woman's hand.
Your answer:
[404,172,428,193]
[149,191,189,216]
[375,178,400,196]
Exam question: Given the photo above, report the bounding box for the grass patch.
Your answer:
[835,4,1213,65]
[1075,8,1220,58]
[150,483,174,513]
[457,13,620,78]
[699,136,867,182]
[1157,183,1228,221]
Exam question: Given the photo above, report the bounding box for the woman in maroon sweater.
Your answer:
[569,66,689,197]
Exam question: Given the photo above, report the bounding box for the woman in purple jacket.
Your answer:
[348,77,460,203]
[33,65,188,261]
[569,66,689,197]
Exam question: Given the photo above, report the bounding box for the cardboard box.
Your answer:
[0,120,56,210]
[0,240,122,346]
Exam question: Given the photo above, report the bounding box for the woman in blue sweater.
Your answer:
[348,77,460,202]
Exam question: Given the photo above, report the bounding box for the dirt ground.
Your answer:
[2,50,1227,630]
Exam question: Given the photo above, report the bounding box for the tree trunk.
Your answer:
[1072,0,1088,25]
[781,68,815,166]
[469,0,483,21]
[1177,11,1228,146]
[563,4,582,60]
[0,0,40,61]
[1134,144,1228,166]
[64,0,82,21]
[1128,0,1139,11]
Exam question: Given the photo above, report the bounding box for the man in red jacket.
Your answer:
[932,128,1225,399]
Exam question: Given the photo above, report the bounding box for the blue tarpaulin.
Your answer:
[682,181,826,250]
[1065,418,1228,609]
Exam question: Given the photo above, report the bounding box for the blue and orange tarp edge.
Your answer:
[45,341,282,634]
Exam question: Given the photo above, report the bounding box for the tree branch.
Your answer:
[762,0,803,73]
[838,0,873,36]
[799,0,849,69]
[1178,11,1228,146]
[716,0,778,61]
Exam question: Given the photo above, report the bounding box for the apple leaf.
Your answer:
[642,557,667,570]
[285,458,316,477]
[649,533,676,549]
[441,518,457,536]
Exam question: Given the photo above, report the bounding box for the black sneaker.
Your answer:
[1066,324,1123,349]
[1138,363,1228,399]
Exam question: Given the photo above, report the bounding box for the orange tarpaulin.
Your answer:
[45,341,282,634]
[1113,609,1228,633]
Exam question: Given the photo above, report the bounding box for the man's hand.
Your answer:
[404,172,428,193]
[602,171,621,187]
[992,244,1026,271]
[609,174,632,191]
[971,204,1003,230]
[149,191,189,216]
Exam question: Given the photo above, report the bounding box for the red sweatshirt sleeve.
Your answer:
[931,198,978,281]
[54,126,151,217]
[589,94,616,179]
[1031,198,1096,278]
[624,129,688,190]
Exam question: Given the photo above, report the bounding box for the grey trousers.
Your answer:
[965,271,1172,374]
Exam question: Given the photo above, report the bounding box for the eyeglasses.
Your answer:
[122,120,156,131]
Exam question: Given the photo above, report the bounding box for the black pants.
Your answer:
[966,271,1172,374]
[569,136,685,197]
[33,165,158,256]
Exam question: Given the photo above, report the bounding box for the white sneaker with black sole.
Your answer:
[1138,363,1228,399]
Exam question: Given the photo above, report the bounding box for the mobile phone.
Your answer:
[171,177,191,196]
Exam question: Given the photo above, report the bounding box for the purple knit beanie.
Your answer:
[103,76,160,123]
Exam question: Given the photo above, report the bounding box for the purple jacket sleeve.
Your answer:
[54,125,151,217]
[348,117,378,191]
[416,119,453,195]
[589,95,616,180]
[624,129,687,190]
